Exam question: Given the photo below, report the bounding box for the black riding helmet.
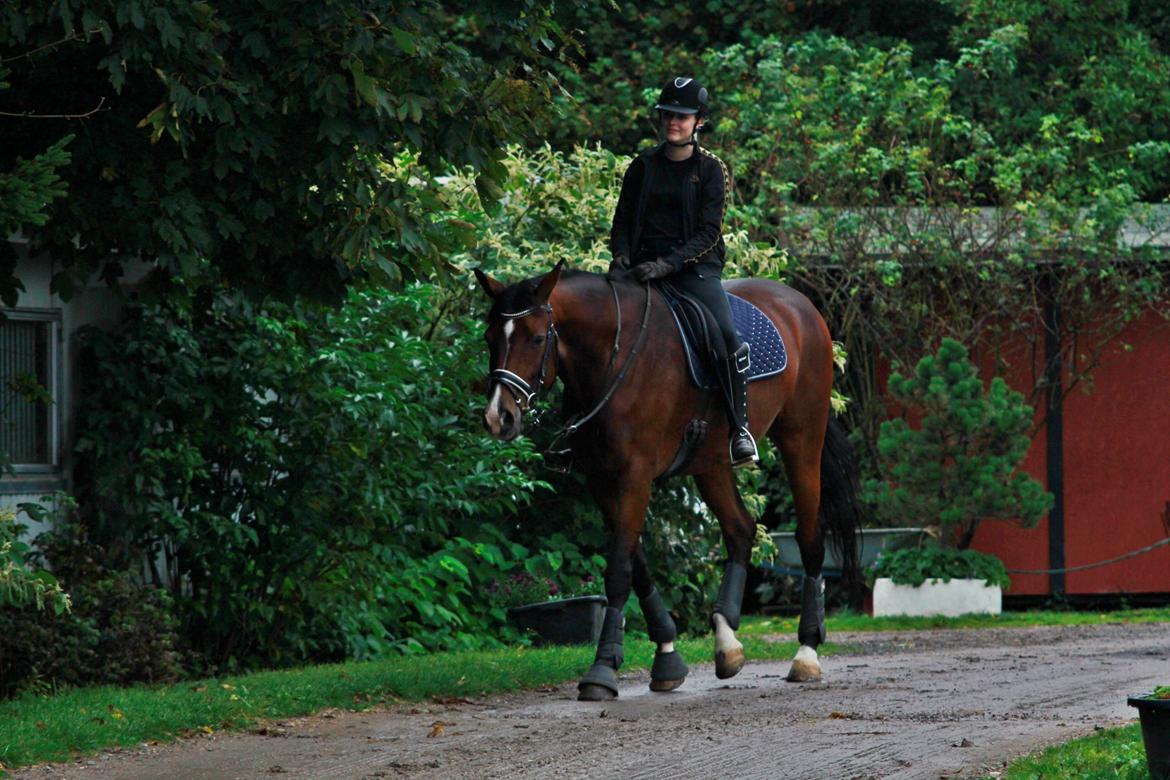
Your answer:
[654,76,708,116]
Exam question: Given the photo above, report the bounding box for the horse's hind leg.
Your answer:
[694,468,756,680]
[632,542,689,692]
[770,420,829,682]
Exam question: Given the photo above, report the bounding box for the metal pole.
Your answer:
[1042,270,1066,596]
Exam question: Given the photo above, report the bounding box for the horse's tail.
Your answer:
[818,416,864,589]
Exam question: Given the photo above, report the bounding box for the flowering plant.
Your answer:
[486,571,603,609]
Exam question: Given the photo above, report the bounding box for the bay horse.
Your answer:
[475,261,860,701]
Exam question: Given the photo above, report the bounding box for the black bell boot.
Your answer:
[726,343,758,467]
[578,607,625,701]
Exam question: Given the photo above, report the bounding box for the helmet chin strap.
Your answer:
[660,114,702,148]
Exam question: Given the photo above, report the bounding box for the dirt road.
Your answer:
[17,622,1170,780]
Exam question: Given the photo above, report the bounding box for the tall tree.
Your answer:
[0,1,565,302]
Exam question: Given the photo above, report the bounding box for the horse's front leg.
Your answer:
[578,476,651,702]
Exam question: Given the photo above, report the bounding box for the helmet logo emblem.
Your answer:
[674,77,693,88]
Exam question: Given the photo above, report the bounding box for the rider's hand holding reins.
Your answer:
[633,258,674,282]
[606,254,631,281]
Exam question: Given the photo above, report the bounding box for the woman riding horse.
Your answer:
[475,77,860,703]
[610,77,758,468]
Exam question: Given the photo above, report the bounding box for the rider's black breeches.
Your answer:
[668,262,740,360]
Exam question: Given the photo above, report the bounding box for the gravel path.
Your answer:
[16,622,1170,780]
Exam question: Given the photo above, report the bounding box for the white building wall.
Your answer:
[2,240,143,533]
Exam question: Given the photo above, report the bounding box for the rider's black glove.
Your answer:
[606,254,631,280]
[632,258,674,282]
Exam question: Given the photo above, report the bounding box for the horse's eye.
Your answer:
[532,334,546,345]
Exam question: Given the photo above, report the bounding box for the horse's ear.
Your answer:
[474,267,506,299]
[535,260,565,304]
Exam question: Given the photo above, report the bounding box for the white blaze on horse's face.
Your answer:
[483,317,543,441]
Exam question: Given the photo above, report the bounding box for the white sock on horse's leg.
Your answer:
[712,612,746,679]
[787,644,822,682]
[712,612,741,654]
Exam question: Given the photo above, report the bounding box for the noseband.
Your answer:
[489,303,558,412]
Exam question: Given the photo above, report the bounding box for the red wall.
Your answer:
[972,309,1170,596]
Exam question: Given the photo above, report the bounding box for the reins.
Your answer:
[553,280,653,439]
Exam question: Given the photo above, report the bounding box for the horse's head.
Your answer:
[474,261,564,440]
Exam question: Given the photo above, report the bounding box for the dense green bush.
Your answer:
[73,284,564,669]
[869,545,1011,589]
[1,514,182,698]
[0,607,99,698]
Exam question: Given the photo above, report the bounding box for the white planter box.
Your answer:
[872,577,1002,618]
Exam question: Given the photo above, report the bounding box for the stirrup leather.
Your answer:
[727,344,758,467]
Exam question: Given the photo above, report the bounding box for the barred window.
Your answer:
[0,312,59,470]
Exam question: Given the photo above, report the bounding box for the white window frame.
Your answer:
[0,308,62,475]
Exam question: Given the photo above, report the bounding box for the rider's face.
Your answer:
[659,110,699,144]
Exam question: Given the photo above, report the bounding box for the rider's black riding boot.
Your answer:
[725,343,758,467]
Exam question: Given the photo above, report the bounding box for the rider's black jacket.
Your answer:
[610,141,731,273]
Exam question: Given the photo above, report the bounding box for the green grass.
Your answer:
[994,723,1148,779]
[737,607,1170,637]
[0,633,806,771]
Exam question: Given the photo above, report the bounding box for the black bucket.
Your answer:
[1129,694,1170,780]
[507,595,608,646]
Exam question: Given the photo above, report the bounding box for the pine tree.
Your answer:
[868,338,1053,549]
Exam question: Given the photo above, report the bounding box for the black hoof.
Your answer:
[649,650,688,692]
[578,683,618,701]
[649,677,685,692]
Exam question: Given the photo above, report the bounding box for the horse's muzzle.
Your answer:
[483,388,522,441]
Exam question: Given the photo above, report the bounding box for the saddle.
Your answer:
[659,284,787,390]
[651,283,787,482]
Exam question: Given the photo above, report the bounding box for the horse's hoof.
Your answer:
[714,647,746,679]
[649,649,688,692]
[578,683,618,701]
[649,677,685,692]
[785,659,822,682]
[578,663,620,701]
[786,646,823,682]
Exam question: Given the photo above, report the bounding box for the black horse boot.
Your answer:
[578,607,624,701]
[725,343,758,467]
[639,588,688,691]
